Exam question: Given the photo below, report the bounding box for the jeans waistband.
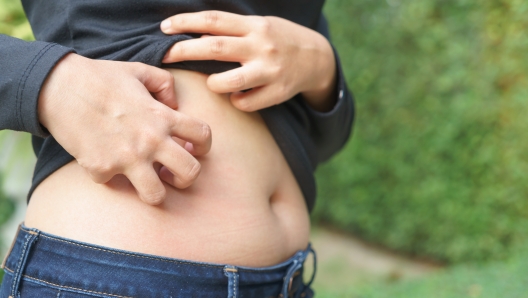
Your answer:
[1,224,315,298]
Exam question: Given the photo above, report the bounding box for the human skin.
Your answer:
[37,11,338,204]
[38,54,212,204]
[161,11,338,113]
[27,68,311,266]
[27,12,337,266]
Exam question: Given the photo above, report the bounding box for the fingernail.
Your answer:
[160,19,172,32]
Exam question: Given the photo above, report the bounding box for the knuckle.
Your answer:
[174,15,186,28]
[228,73,246,89]
[120,147,139,166]
[140,130,163,152]
[174,42,186,57]
[142,188,166,205]
[233,98,253,112]
[163,70,174,82]
[83,160,114,182]
[96,163,113,176]
[199,122,212,143]
[254,17,271,33]
[210,38,224,54]
[162,72,175,91]
[204,11,219,27]
[269,65,282,77]
[180,161,201,186]
[263,42,279,55]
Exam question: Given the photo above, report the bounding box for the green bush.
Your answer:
[314,0,528,263]
[0,175,15,283]
[0,0,32,40]
[2,0,528,266]
[0,0,29,284]
[315,253,528,298]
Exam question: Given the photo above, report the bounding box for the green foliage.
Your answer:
[0,184,15,228]
[314,0,528,263]
[315,253,528,298]
[0,0,28,285]
[0,0,33,40]
[0,174,15,282]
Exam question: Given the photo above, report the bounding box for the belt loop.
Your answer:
[9,227,39,298]
[281,244,317,298]
[281,253,305,297]
[305,245,317,289]
[224,265,239,298]
[1,224,22,270]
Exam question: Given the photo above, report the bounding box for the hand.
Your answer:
[161,11,337,112]
[39,53,212,205]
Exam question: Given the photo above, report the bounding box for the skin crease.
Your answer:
[26,11,338,266]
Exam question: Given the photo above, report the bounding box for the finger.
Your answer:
[133,63,177,109]
[156,141,202,189]
[230,85,286,112]
[161,11,251,36]
[168,111,212,156]
[126,165,167,205]
[163,36,250,63]
[206,63,269,94]
[81,160,117,184]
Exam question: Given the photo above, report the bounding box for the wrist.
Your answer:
[300,35,337,112]
[38,53,83,129]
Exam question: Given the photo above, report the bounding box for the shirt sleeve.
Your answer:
[294,14,355,163]
[298,47,355,163]
[0,35,74,137]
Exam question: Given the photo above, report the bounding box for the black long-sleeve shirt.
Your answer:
[0,0,354,212]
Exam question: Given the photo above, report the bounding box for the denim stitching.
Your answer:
[24,275,131,298]
[16,44,55,132]
[36,233,221,269]
[234,271,237,298]
[4,267,129,298]
[10,234,33,297]
[20,227,298,272]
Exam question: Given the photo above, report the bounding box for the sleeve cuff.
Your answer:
[297,46,355,162]
[19,42,74,138]
[300,46,352,121]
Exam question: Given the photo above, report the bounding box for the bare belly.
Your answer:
[25,69,310,267]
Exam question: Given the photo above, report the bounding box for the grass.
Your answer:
[314,252,528,298]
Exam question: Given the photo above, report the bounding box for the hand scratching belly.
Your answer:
[26,69,310,267]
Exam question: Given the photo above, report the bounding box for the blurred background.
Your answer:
[1,0,528,297]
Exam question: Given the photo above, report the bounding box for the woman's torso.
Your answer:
[25,69,310,267]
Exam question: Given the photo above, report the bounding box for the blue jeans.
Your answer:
[0,225,315,298]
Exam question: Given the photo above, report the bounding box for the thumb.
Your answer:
[134,63,178,109]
